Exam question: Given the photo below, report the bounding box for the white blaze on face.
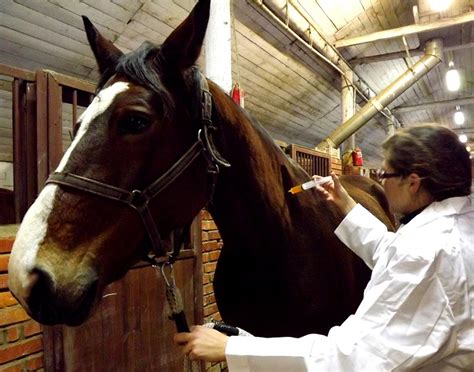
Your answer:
[8,82,130,305]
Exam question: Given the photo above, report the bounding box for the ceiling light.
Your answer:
[458,134,468,143]
[429,0,452,12]
[446,61,461,92]
[454,106,465,125]
[466,146,471,152]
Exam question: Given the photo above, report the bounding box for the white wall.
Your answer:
[0,162,13,190]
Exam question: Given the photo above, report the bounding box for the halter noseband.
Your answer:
[45,68,230,264]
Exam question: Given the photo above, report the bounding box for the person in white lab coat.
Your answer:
[174,124,474,371]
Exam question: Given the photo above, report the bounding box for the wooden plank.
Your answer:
[36,71,48,189]
[0,63,35,81]
[0,14,94,59]
[12,79,26,222]
[47,71,96,94]
[0,38,94,77]
[47,74,63,172]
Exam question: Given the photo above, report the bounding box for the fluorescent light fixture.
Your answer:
[430,0,452,12]
[446,62,461,91]
[454,106,465,125]
[458,134,468,143]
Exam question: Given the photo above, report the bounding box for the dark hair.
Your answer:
[382,124,472,201]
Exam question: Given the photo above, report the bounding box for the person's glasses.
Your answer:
[376,169,401,182]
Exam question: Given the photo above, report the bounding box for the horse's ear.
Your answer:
[82,16,124,75]
[160,0,211,70]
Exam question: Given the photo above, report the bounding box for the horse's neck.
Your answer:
[208,97,311,248]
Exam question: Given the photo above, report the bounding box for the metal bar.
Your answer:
[320,39,443,149]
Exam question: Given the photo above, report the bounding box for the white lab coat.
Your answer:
[225,195,474,371]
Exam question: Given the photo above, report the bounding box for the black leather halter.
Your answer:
[46,68,230,265]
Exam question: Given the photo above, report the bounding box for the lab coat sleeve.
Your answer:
[225,249,455,371]
[334,203,397,268]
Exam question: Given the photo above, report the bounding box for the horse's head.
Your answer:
[8,0,217,326]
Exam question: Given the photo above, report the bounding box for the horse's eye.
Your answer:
[118,113,151,134]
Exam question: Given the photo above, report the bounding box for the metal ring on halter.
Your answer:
[160,262,175,287]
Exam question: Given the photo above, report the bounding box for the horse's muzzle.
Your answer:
[26,267,99,326]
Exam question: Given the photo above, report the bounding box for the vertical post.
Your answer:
[387,114,396,136]
[340,70,356,174]
[47,74,63,172]
[205,0,232,93]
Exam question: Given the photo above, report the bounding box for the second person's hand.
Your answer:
[314,172,357,216]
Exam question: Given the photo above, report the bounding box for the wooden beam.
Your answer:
[393,96,474,113]
[350,42,474,65]
[335,11,474,48]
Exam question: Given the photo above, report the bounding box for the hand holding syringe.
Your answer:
[288,176,333,195]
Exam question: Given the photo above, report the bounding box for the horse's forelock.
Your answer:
[96,42,175,121]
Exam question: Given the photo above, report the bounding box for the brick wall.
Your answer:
[200,210,228,372]
[0,235,44,372]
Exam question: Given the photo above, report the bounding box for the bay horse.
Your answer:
[8,0,394,337]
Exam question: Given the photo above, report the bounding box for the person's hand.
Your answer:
[314,172,356,216]
[174,325,228,362]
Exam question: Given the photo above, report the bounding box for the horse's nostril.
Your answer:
[27,267,99,325]
[28,267,57,324]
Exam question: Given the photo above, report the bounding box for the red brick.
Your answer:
[201,231,209,241]
[203,284,213,296]
[201,221,217,230]
[203,274,210,285]
[6,326,20,342]
[23,321,41,338]
[203,303,218,317]
[0,239,14,254]
[25,352,43,370]
[0,274,8,290]
[0,336,43,364]
[0,361,24,372]
[202,253,209,263]
[0,306,30,327]
[202,241,218,252]
[0,292,17,308]
[200,210,212,220]
[209,251,220,261]
[0,255,9,272]
[208,231,221,240]
[203,294,215,306]
[203,262,217,273]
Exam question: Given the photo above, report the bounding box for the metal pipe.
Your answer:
[248,0,397,122]
[319,39,443,149]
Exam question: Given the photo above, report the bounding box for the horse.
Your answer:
[8,0,394,338]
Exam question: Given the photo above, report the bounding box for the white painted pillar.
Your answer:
[341,70,356,153]
[205,0,232,93]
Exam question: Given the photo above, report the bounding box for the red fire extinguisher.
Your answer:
[352,147,364,166]
[230,82,245,108]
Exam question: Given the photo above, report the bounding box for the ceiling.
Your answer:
[0,0,473,167]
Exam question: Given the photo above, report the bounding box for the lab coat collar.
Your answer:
[400,194,473,231]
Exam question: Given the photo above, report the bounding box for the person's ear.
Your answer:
[407,173,422,194]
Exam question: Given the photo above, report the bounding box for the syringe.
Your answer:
[288,176,332,194]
